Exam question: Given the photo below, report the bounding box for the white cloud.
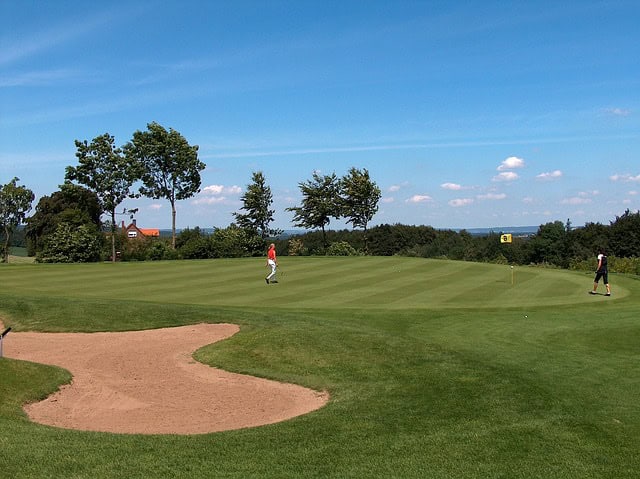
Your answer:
[202,184,242,195]
[497,156,525,171]
[536,170,563,181]
[629,191,638,196]
[406,195,433,203]
[492,171,519,182]
[441,182,463,190]
[522,197,535,204]
[192,184,242,205]
[559,190,599,206]
[578,190,599,197]
[388,181,410,193]
[610,173,640,182]
[202,185,224,195]
[603,107,631,117]
[192,196,229,205]
[477,193,506,200]
[381,197,395,203]
[149,204,162,210]
[449,198,474,207]
[561,197,592,205]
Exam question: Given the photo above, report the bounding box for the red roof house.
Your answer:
[121,220,160,239]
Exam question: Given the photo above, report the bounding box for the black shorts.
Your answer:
[594,271,608,284]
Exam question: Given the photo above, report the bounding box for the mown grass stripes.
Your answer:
[1,257,623,311]
[1,257,639,478]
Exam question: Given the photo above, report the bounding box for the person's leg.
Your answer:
[265,260,272,283]
[266,262,276,281]
[591,272,602,294]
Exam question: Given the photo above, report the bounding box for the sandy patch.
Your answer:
[1,323,328,435]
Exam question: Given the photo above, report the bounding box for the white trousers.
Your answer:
[267,259,277,280]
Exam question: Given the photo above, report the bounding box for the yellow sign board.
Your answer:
[500,234,512,243]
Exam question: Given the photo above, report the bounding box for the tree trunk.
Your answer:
[171,199,176,249]
[2,225,10,263]
[110,209,117,262]
[363,224,369,255]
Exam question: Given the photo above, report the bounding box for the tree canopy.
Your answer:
[38,222,103,263]
[339,167,381,253]
[286,171,341,248]
[25,184,102,257]
[66,133,138,262]
[124,122,204,249]
[233,171,281,241]
[609,209,640,258]
[0,177,34,263]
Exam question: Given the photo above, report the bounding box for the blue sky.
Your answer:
[1,1,638,231]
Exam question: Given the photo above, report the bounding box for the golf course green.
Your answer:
[1,256,638,478]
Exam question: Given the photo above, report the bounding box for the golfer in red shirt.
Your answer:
[265,243,278,284]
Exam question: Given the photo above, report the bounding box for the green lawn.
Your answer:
[1,257,638,478]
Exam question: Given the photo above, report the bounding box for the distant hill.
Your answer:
[158,228,306,238]
[158,226,539,239]
[280,226,540,237]
[458,226,539,236]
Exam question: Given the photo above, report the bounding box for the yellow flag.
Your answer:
[500,234,512,243]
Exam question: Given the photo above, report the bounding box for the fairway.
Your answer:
[0,256,622,311]
[1,257,639,478]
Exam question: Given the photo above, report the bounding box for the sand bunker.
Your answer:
[2,323,328,435]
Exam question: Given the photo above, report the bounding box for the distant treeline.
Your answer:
[4,210,639,274]
[271,210,640,274]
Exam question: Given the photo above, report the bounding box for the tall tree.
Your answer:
[567,221,609,262]
[528,221,569,267]
[0,177,34,263]
[25,184,102,256]
[38,222,103,263]
[609,209,640,258]
[124,122,204,249]
[65,133,139,262]
[286,171,340,248]
[233,171,281,241]
[339,167,381,254]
